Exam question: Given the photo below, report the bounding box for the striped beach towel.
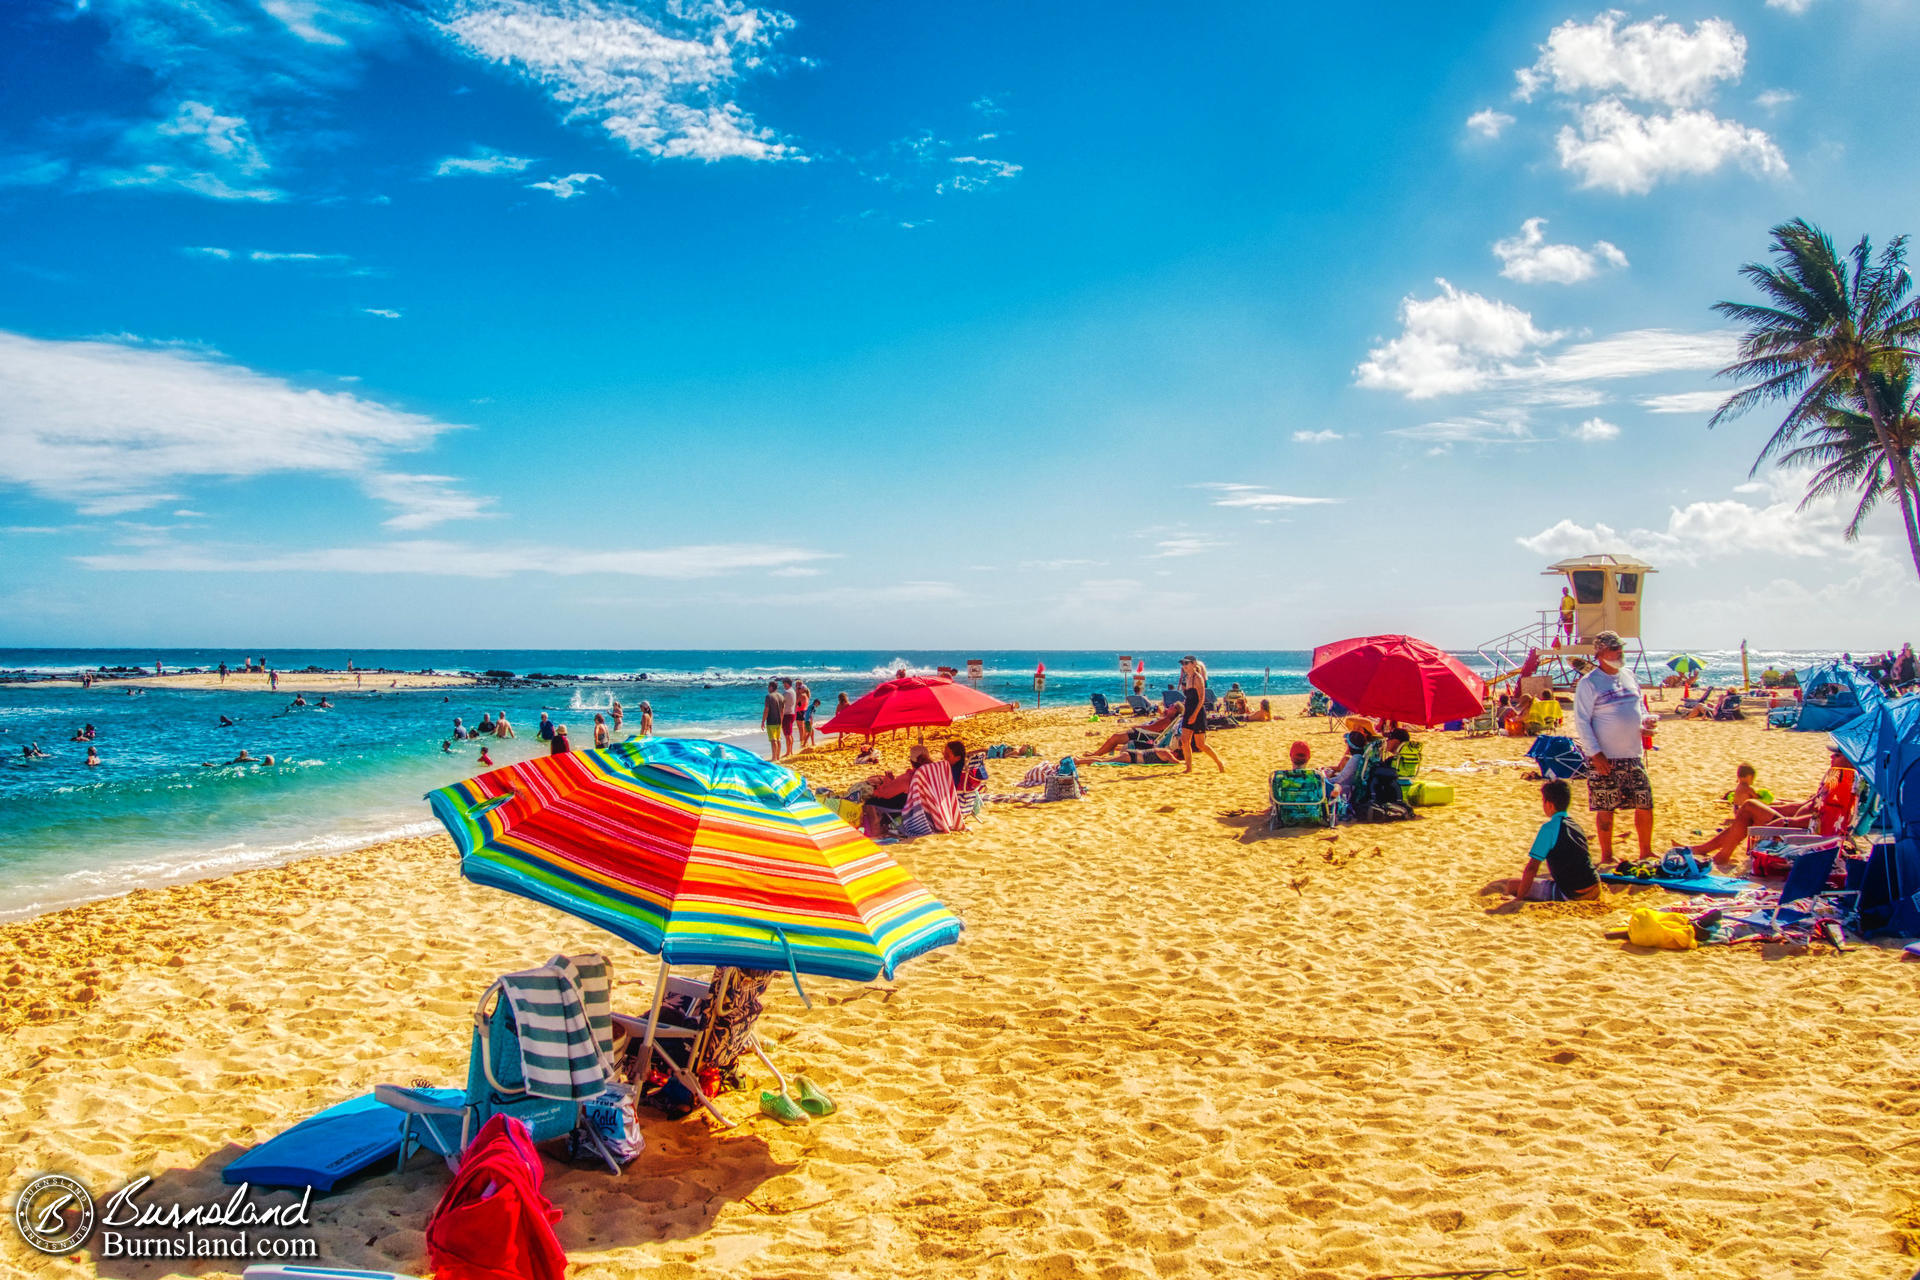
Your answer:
[497,952,614,1102]
[901,762,963,838]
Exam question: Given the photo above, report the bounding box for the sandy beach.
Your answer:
[32,671,477,692]
[4,699,1918,1279]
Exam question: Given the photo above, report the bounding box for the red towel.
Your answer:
[426,1114,567,1280]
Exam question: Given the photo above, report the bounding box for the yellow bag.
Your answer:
[1626,906,1697,950]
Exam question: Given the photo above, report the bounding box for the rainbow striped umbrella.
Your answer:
[427,737,962,985]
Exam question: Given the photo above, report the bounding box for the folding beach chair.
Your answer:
[378,958,622,1174]
[1269,768,1335,829]
[1724,841,1856,938]
[611,968,791,1128]
[1526,735,1587,780]
[1090,692,1113,717]
[1125,694,1155,716]
[1463,711,1495,738]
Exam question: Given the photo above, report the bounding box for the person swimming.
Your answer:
[317,697,332,709]
[86,745,100,767]
[219,715,236,727]
[290,694,308,708]
[478,745,494,767]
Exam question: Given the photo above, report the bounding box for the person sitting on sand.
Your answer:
[1222,683,1250,716]
[1723,762,1774,806]
[1086,709,1180,757]
[861,747,925,821]
[1676,752,1857,866]
[852,744,879,765]
[478,745,494,767]
[86,745,100,767]
[1524,693,1563,733]
[1288,740,1312,769]
[1076,738,1181,766]
[1250,699,1273,722]
[550,723,572,755]
[1509,779,1602,901]
[1325,728,1373,799]
[494,711,515,738]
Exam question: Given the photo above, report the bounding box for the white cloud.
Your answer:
[0,329,475,525]
[1292,429,1343,444]
[250,250,348,263]
[360,473,497,530]
[1638,390,1727,414]
[1516,471,1877,565]
[76,539,833,578]
[1354,280,1560,398]
[362,308,403,319]
[1389,415,1535,446]
[1018,558,1106,570]
[1515,13,1746,108]
[1766,0,1816,13]
[1555,98,1787,195]
[935,155,1021,195]
[0,154,71,188]
[1199,483,1339,509]
[768,566,823,577]
[86,100,282,201]
[1493,217,1628,284]
[433,146,536,177]
[1466,109,1515,139]
[183,245,233,259]
[438,0,803,162]
[527,171,603,198]
[1754,89,1796,112]
[1569,416,1620,442]
[1150,536,1227,558]
[1526,329,1738,383]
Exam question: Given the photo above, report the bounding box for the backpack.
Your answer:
[1355,760,1414,823]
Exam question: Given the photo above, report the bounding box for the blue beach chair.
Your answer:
[378,966,621,1174]
[1269,769,1335,829]
[1725,841,1856,938]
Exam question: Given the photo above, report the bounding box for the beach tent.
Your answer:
[1792,661,1884,734]
[1829,694,1920,936]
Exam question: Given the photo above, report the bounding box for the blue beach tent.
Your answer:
[1829,693,1920,937]
[1792,661,1884,734]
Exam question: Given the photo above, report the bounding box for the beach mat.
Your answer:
[1600,871,1751,897]
[223,1089,462,1192]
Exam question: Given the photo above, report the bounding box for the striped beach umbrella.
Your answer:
[1666,653,1706,678]
[427,737,962,985]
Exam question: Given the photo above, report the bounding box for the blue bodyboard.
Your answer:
[222,1089,462,1192]
[1599,871,1751,897]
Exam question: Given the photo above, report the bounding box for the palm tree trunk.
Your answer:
[1858,383,1920,580]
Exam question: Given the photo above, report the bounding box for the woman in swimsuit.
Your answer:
[1178,656,1226,774]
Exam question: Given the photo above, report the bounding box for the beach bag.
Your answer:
[1043,766,1083,801]
[425,1114,566,1280]
[569,1082,642,1165]
[1626,907,1698,951]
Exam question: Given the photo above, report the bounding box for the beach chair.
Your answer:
[378,957,622,1175]
[1090,692,1113,717]
[1269,768,1335,829]
[1723,841,1856,938]
[1463,711,1494,737]
[1525,735,1587,781]
[1125,694,1154,716]
[612,968,793,1128]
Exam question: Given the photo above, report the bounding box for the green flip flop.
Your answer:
[759,1090,807,1125]
[794,1076,836,1117]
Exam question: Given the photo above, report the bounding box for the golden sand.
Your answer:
[4,700,1918,1278]
[36,671,475,692]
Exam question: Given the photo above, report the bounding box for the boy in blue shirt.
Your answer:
[1510,779,1602,901]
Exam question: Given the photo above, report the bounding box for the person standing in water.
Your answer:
[795,681,812,750]
[763,681,785,760]
[494,711,515,738]
[611,699,624,733]
[639,701,653,736]
[537,712,554,741]
[550,723,572,755]
[593,712,611,749]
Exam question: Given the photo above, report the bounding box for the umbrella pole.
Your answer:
[639,955,670,1080]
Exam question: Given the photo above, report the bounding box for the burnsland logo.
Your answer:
[14,1174,95,1255]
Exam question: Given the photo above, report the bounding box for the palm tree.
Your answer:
[1711,218,1920,578]
[1777,363,1920,543]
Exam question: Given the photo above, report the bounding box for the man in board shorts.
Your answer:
[763,680,785,760]
[1573,630,1654,862]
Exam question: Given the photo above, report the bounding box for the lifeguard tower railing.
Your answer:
[1476,614,1653,689]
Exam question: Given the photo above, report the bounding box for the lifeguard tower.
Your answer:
[1478,554,1657,688]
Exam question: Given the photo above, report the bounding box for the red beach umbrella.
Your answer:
[818,676,1011,736]
[1308,634,1486,726]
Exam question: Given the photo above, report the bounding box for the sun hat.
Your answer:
[1593,630,1624,652]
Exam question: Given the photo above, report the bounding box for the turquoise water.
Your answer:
[0,646,1803,921]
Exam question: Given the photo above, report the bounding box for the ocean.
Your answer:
[0,646,1814,921]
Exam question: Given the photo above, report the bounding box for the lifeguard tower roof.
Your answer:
[1541,554,1657,576]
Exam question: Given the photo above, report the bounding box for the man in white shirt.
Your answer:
[1572,630,1654,862]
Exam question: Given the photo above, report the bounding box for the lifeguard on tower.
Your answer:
[1479,554,1657,689]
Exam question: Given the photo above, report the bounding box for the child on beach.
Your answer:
[1510,779,1602,901]
[1724,762,1774,805]
[478,745,494,767]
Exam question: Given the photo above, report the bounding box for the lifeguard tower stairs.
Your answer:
[1477,555,1657,689]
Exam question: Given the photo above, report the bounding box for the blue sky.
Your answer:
[4,0,1920,650]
